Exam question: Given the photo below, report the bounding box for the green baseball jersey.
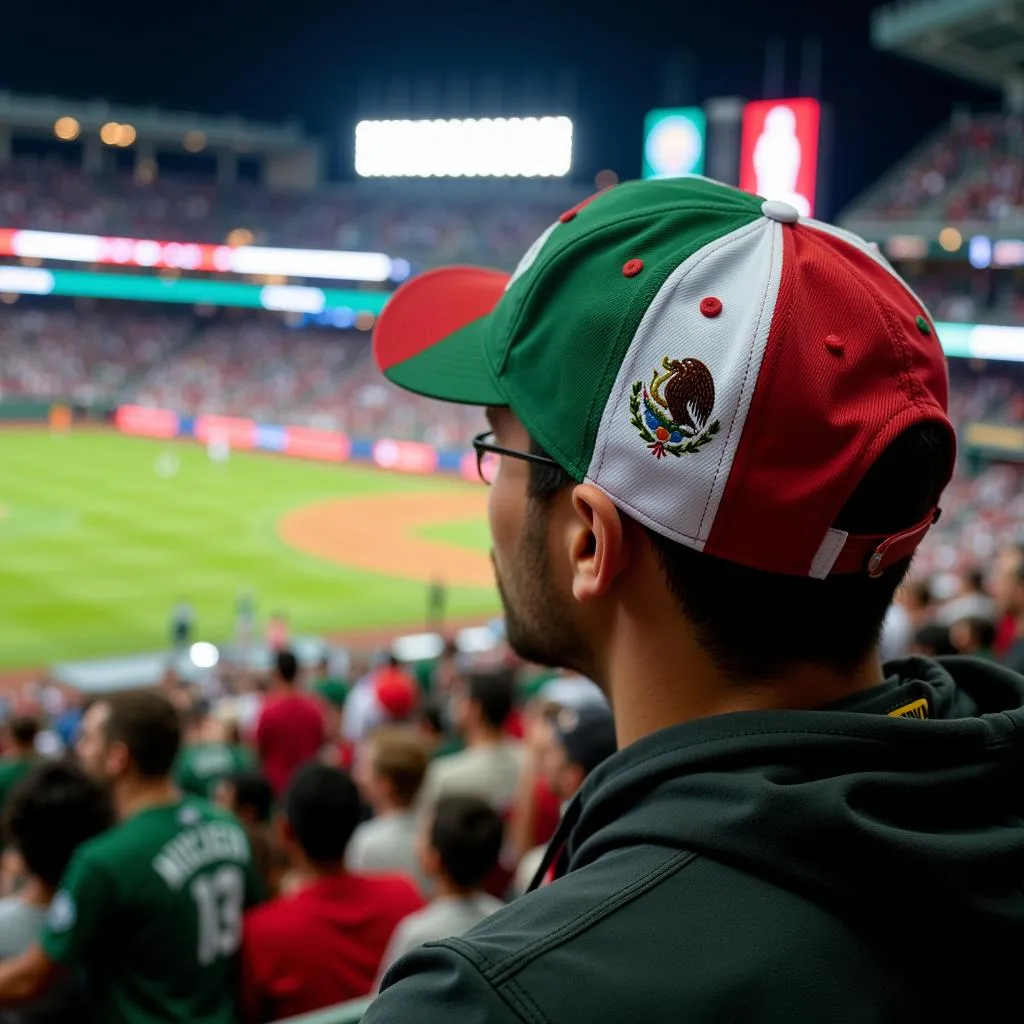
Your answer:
[0,755,35,814]
[174,742,258,798]
[41,797,262,1024]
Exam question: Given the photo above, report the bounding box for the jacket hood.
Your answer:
[560,657,1024,948]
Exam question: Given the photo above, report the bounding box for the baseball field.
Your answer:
[0,429,499,670]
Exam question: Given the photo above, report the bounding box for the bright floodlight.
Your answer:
[189,642,220,669]
[355,116,574,178]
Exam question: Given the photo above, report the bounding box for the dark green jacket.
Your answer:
[367,657,1024,1023]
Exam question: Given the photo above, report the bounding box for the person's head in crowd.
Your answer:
[903,579,934,621]
[273,649,300,690]
[5,760,114,895]
[353,727,429,816]
[991,544,1024,623]
[216,770,274,826]
[910,623,957,658]
[75,691,182,801]
[181,699,212,744]
[417,697,447,750]
[962,568,988,597]
[419,795,503,898]
[950,616,997,658]
[452,671,516,744]
[541,704,618,804]
[5,715,39,757]
[280,763,360,874]
[373,658,419,724]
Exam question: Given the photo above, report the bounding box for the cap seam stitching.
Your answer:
[706,224,795,546]
[698,219,780,536]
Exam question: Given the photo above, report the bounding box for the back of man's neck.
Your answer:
[116,779,180,821]
[434,879,475,901]
[466,729,503,749]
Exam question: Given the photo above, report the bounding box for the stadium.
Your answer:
[0,1,1023,1022]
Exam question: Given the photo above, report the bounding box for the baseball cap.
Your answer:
[373,177,955,579]
[552,704,617,777]
[374,666,418,721]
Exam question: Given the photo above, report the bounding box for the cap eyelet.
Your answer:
[622,259,644,278]
[700,296,723,318]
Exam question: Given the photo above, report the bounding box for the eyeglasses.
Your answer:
[471,431,561,485]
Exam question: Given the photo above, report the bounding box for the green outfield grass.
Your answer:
[0,430,499,669]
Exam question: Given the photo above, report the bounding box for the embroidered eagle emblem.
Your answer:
[629,356,720,459]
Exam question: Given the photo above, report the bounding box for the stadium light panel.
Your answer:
[354,116,574,178]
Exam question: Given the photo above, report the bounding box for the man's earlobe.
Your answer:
[569,485,628,602]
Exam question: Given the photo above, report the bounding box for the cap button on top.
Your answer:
[761,199,800,225]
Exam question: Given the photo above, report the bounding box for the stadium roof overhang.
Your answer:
[873,0,1024,89]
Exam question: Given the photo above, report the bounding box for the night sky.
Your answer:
[0,0,996,215]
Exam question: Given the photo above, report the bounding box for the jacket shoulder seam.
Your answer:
[462,849,698,985]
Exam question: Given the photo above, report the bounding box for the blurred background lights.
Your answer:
[183,130,207,153]
[189,642,219,669]
[53,116,80,141]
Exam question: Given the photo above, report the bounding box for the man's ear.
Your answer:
[568,484,629,603]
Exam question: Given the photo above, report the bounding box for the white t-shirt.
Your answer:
[346,811,428,894]
[418,741,525,815]
[376,893,505,985]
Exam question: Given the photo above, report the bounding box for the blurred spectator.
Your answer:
[0,718,40,819]
[0,690,261,1022]
[174,704,257,798]
[950,616,997,658]
[343,656,419,743]
[991,544,1024,673]
[417,697,462,760]
[348,728,430,892]
[881,579,934,662]
[0,760,114,1024]
[214,771,281,897]
[255,650,325,796]
[937,569,994,627]
[910,623,958,658]
[513,703,617,895]
[241,764,423,1021]
[169,599,195,652]
[418,671,524,815]
[376,795,504,985]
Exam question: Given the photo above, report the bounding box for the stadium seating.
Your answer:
[0,156,574,270]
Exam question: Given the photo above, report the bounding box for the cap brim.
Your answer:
[372,265,510,405]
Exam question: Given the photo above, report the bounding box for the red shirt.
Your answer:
[241,873,424,1021]
[255,691,325,795]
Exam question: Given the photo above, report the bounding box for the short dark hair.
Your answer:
[530,423,952,680]
[5,760,114,887]
[275,650,299,684]
[284,763,360,863]
[226,771,274,824]
[958,616,996,651]
[430,795,503,889]
[466,671,517,729]
[370,727,429,808]
[913,623,957,657]
[102,690,182,778]
[8,715,39,749]
[966,568,987,594]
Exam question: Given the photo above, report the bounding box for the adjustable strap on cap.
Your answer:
[829,507,941,578]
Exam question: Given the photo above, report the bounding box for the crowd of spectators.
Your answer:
[0,156,570,270]
[0,640,616,1023]
[0,307,188,407]
[850,113,1024,223]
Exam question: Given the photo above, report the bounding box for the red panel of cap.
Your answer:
[704,226,954,576]
[373,265,510,372]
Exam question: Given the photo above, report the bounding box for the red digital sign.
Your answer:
[739,98,821,218]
